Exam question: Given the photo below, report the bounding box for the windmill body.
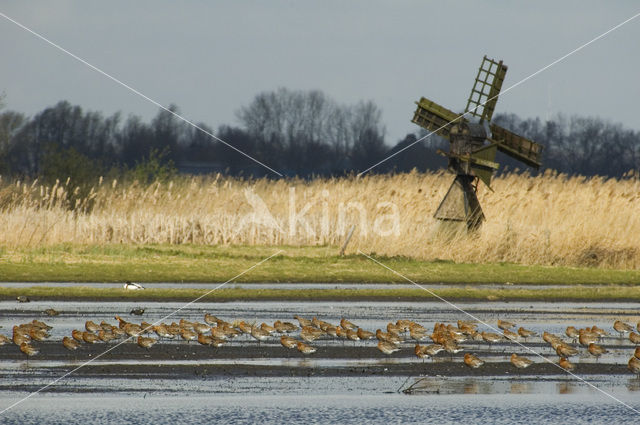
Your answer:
[411,56,544,230]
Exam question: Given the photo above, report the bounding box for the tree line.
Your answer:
[0,88,639,184]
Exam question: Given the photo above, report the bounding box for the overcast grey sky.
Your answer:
[1,1,639,144]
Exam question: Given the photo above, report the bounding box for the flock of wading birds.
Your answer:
[3,312,640,375]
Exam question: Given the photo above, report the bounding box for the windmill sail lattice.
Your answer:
[411,56,544,230]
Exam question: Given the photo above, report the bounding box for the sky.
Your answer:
[1,1,639,146]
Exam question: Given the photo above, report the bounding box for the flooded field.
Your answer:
[1,296,639,423]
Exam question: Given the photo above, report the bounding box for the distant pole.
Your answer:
[339,225,356,256]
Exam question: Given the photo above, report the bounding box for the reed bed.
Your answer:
[0,171,638,268]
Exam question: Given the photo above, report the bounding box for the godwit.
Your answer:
[423,344,445,357]
[357,328,375,340]
[565,326,579,342]
[396,319,412,331]
[114,315,129,328]
[558,357,575,371]
[335,326,347,340]
[71,329,84,343]
[274,320,298,333]
[85,320,101,333]
[387,322,402,334]
[300,326,324,342]
[260,323,276,334]
[179,319,195,330]
[510,353,533,369]
[410,327,428,341]
[29,328,49,341]
[376,329,401,345]
[236,321,252,335]
[98,330,116,342]
[100,321,113,331]
[587,343,608,361]
[517,327,537,340]
[203,313,218,325]
[340,318,357,330]
[457,320,477,329]
[19,342,38,357]
[503,329,519,341]
[280,335,298,349]
[111,327,126,338]
[124,323,143,337]
[613,320,634,337]
[62,336,80,350]
[137,336,157,349]
[222,324,241,339]
[193,322,211,334]
[497,319,515,330]
[296,341,317,355]
[629,332,640,345]
[123,281,144,290]
[414,344,430,361]
[635,347,640,359]
[0,334,10,345]
[294,316,313,328]
[82,332,99,344]
[443,339,463,357]
[140,321,154,333]
[32,319,52,331]
[324,325,338,337]
[591,325,608,337]
[346,329,360,342]
[211,337,226,347]
[543,331,561,345]
[13,332,29,346]
[210,326,228,340]
[481,331,502,346]
[555,343,578,358]
[629,356,640,376]
[464,353,484,369]
[197,333,213,345]
[377,340,400,355]
[44,308,59,316]
[180,328,197,342]
[154,324,173,339]
[578,331,598,346]
[250,326,270,343]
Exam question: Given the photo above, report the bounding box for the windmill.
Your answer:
[411,56,543,230]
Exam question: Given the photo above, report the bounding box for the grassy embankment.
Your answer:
[1,244,640,301]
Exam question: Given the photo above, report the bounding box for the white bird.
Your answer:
[123,281,145,290]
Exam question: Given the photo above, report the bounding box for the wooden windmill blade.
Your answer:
[489,124,544,169]
[411,97,464,140]
[465,56,508,124]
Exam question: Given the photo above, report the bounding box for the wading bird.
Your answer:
[464,353,484,369]
[510,354,533,369]
[613,320,633,337]
[377,340,400,355]
[587,343,608,361]
[558,357,575,372]
[123,281,145,290]
[296,341,317,355]
[497,319,515,330]
[62,336,80,350]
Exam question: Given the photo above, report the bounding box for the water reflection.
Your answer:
[557,382,577,394]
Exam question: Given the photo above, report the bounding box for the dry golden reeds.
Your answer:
[0,170,638,268]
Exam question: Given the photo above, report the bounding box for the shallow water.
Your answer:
[1,299,639,423]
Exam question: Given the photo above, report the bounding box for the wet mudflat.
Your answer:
[1,298,639,423]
